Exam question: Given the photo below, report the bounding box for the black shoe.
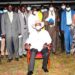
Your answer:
[19,56,23,58]
[27,71,33,75]
[66,52,70,56]
[7,58,13,62]
[23,54,26,57]
[66,52,70,55]
[5,55,8,58]
[42,67,49,72]
[15,58,19,61]
[1,55,4,58]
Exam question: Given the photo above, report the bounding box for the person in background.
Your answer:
[1,6,8,58]
[0,10,2,62]
[3,6,8,13]
[70,14,75,54]
[61,4,75,55]
[18,6,21,13]
[1,4,21,62]
[45,5,60,54]
[0,8,7,58]
[14,6,18,13]
[28,7,38,34]
[27,6,32,17]
[58,3,66,52]
[18,5,29,58]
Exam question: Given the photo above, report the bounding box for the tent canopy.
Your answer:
[0,0,75,5]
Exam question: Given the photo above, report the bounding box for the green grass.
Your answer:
[0,52,75,75]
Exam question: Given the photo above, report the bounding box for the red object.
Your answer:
[26,44,52,69]
[35,52,43,58]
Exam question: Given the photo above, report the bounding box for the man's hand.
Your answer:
[1,34,5,38]
[44,21,49,26]
[49,22,54,25]
[18,34,22,38]
[43,43,52,50]
[25,43,31,50]
[43,43,48,48]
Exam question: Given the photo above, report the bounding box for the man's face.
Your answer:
[61,4,66,10]
[49,6,54,12]
[21,7,25,13]
[35,23,42,31]
[66,7,71,11]
[8,5,12,12]
[32,8,37,15]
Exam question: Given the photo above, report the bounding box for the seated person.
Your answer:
[25,22,52,75]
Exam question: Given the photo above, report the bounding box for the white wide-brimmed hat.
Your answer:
[32,22,44,30]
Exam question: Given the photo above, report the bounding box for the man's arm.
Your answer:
[17,13,21,35]
[28,16,33,34]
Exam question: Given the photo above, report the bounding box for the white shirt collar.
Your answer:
[7,11,13,23]
[8,11,13,14]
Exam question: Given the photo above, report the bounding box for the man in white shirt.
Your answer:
[25,22,52,75]
[28,7,41,34]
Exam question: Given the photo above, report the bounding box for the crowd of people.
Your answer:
[0,3,75,75]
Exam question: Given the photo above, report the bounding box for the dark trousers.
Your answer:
[48,27,57,52]
[59,31,65,52]
[6,36,19,59]
[28,47,49,72]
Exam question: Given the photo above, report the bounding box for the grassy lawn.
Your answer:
[0,52,75,75]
